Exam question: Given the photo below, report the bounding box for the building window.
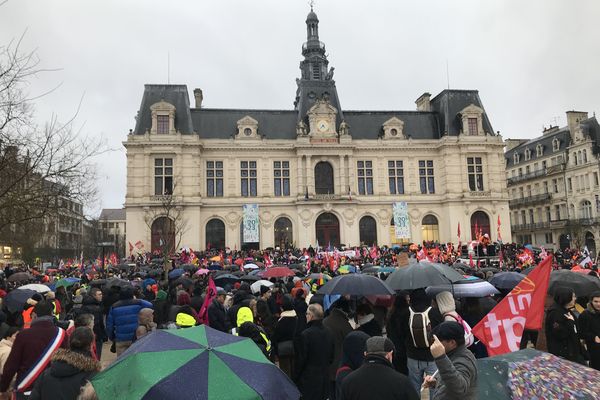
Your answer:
[543,181,548,193]
[581,200,592,219]
[552,138,560,152]
[594,172,599,187]
[555,205,561,220]
[536,144,543,157]
[357,161,374,195]
[546,206,551,222]
[419,160,435,194]
[524,148,531,161]
[388,160,404,194]
[312,63,321,80]
[467,157,484,191]
[583,149,587,163]
[274,161,290,196]
[206,161,224,197]
[421,215,440,242]
[521,210,526,225]
[552,179,558,193]
[514,153,520,164]
[315,162,334,194]
[157,115,169,134]
[154,158,173,195]
[274,217,293,248]
[545,233,553,243]
[529,209,534,224]
[467,118,478,135]
[567,178,572,192]
[241,161,257,197]
[525,166,530,174]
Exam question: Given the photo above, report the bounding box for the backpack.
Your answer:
[444,313,474,347]
[409,306,432,348]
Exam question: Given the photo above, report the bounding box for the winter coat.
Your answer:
[293,298,308,333]
[0,339,14,389]
[400,305,443,361]
[208,299,231,333]
[335,331,369,400]
[30,349,101,400]
[356,315,382,337]
[106,299,153,342]
[340,353,419,400]
[80,295,107,341]
[272,310,298,357]
[386,308,409,374]
[431,344,478,400]
[295,319,334,400]
[152,298,171,327]
[322,308,353,381]
[545,304,585,364]
[577,304,600,370]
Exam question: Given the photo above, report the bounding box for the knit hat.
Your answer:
[156,290,167,301]
[177,291,191,306]
[436,291,456,315]
[432,321,464,342]
[260,285,271,296]
[365,336,395,354]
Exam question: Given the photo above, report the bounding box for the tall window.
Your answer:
[421,215,439,242]
[467,157,484,191]
[241,161,257,197]
[546,206,551,222]
[388,160,404,194]
[543,181,548,193]
[555,205,561,220]
[315,162,334,194]
[581,200,592,219]
[274,161,290,196]
[157,115,169,134]
[419,160,435,194]
[467,118,478,135]
[154,158,173,195]
[529,209,534,224]
[206,161,223,197]
[357,161,374,195]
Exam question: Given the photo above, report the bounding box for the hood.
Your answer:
[49,349,101,378]
[340,331,369,370]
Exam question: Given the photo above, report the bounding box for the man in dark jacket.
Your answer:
[323,298,353,400]
[341,336,418,400]
[0,301,68,399]
[208,288,231,332]
[106,287,152,356]
[295,303,334,400]
[578,291,600,370]
[423,322,478,400]
[80,288,106,360]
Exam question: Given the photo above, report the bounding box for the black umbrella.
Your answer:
[117,264,130,271]
[362,266,380,274]
[214,274,240,286]
[239,275,260,282]
[489,272,525,290]
[7,272,32,283]
[4,288,36,313]
[89,279,107,287]
[548,270,600,297]
[105,277,132,289]
[480,267,500,274]
[317,274,394,296]
[181,264,197,272]
[386,262,465,291]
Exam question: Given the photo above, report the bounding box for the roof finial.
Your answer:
[309,0,315,11]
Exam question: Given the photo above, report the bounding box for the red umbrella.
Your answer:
[262,267,295,279]
[234,258,244,266]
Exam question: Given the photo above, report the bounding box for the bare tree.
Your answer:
[0,33,106,245]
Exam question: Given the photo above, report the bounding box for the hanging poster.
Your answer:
[243,204,259,243]
[393,202,410,239]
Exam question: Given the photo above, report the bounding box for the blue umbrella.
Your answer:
[4,288,36,313]
[168,268,184,279]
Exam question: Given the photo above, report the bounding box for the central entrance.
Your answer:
[316,212,340,248]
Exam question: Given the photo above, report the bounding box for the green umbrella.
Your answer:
[91,325,300,400]
[55,277,80,289]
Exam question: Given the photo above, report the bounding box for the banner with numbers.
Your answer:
[243,204,259,243]
[393,202,410,239]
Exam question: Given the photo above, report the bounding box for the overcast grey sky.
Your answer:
[2,0,599,216]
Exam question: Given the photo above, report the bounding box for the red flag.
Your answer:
[369,246,378,260]
[474,221,479,240]
[497,215,502,242]
[457,222,461,243]
[128,242,134,255]
[472,256,552,356]
[198,277,217,325]
[469,253,474,268]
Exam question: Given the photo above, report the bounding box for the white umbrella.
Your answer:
[250,279,274,294]
[244,263,259,270]
[18,284,51,294]
[425,279,500,298]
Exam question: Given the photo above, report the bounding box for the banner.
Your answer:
[472,256,552,356]
[242,204,259,243]
[393,202,410,239]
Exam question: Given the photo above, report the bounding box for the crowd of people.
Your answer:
[0,241,597,399]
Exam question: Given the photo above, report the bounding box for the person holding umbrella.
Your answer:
[545,287,586,364]
[578,291,600,370]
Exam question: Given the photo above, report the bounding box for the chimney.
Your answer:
[415,92,431,111]
[193,88,203,108]
[565,110,588,134]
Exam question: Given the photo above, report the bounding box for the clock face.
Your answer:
[317,120,329,132]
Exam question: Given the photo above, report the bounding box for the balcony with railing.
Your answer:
[507,169,546,185]
[508,193,552,207]
[511,218,569,232]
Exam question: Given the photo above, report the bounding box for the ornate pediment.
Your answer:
[382,116,405,140]
[307,99,338,138]
[236,115,259,139]
[459,104,484,116]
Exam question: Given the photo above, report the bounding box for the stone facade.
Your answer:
[124,10,511,252]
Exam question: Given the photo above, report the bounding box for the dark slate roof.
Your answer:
[190,109,297,139]
[504,129,570,168]
[430,90,495,136]
[133,84,194,135]
[99,208,126,221]
[581,116,600,155]
[343,111,440,140]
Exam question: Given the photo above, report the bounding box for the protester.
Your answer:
[238,321,272,358]
[545,287,586,364]
[295,304,334,400]
[423,321,478,400]
[577,291,600,370]
[340,336,419,400]
[135,308,156,340]
[355,303,382,337]
[322,298,353,399]
[272,295,297,378]
[106,286,153,356]
[67,314,97,360]
[386,292,409,374]
[29,327,101,400]
[335,331,369,400]
[80,288,106,360]
[152,290,170,328]
[207,288,231,333]
[0,327,19,391]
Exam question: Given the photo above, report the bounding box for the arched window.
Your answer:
[315,213,340,248]
[359,216,377,246]
[151,217,175,254]
[552,138,560,152]
[205,219,225,250]
[274,217,293,248]
[585,232,596,258]
[421,215,439,242]
[470,211,490,239]
[513,153,520,164]
[315,162,334,194]
[583,149,587,163]
[581,200,593,219]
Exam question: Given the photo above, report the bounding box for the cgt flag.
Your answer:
[472,256,552,356]
[198,277,217,325]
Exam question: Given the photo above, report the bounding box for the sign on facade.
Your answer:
[393,202,410,239]
[243,204,260,243]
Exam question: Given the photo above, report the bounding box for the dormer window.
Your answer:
[381,117,405,140]
[459,104,485,136]
[468,118,478,135]
[536,144,543,157]
[150,101,176,135]
[514,153,520,164]
[236,116,259,139]
[552,138,560,152]
[524,148,531,161]
[244,128,252,136]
